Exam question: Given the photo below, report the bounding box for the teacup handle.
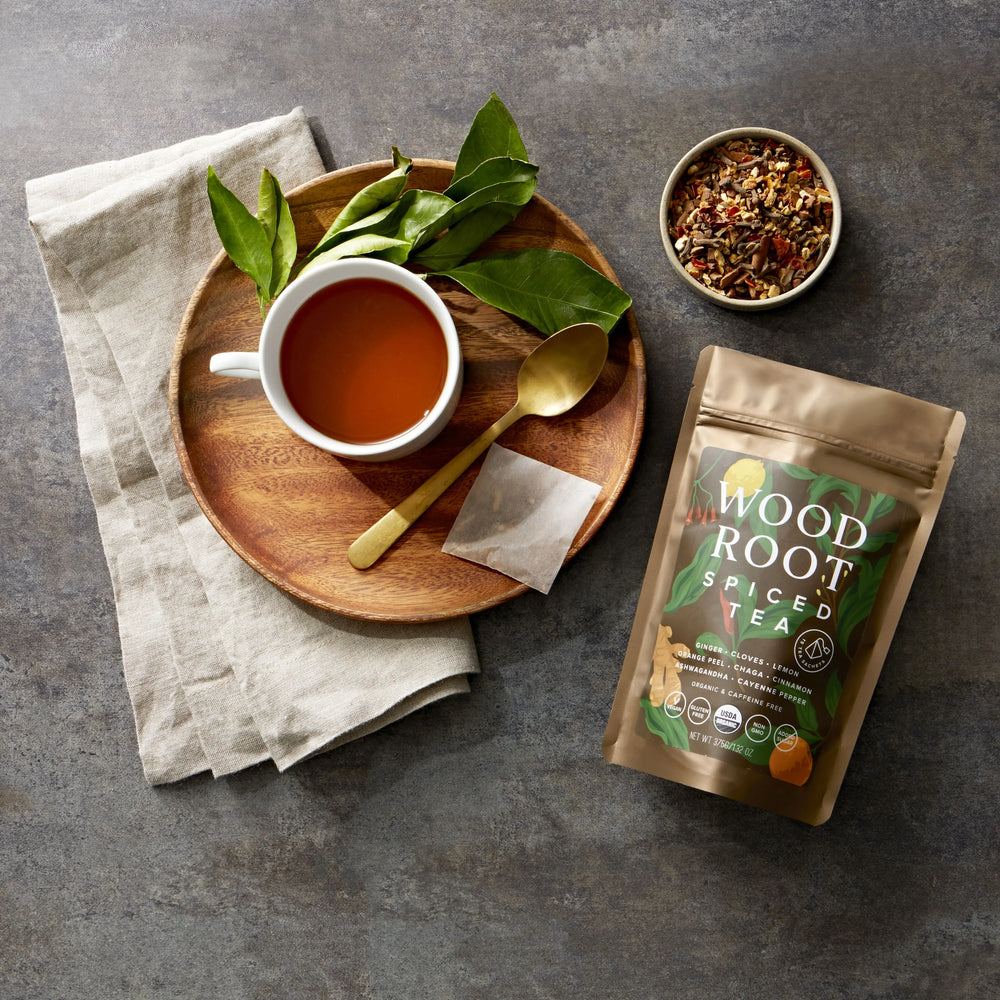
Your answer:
[210,352,261,380]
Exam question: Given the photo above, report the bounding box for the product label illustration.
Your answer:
[641,448,912,785]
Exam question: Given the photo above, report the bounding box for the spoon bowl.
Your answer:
[348,322,610,569]
[514,322,609,417]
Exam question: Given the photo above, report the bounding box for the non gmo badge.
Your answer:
[713,703,743,735]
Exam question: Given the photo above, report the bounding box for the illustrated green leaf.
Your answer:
[207,166,273,294]
[858,529,899,554]
[694,631,733,655]
[777,681,820,734]
[837,553,891,652]
[721,732,773,767]
[663,535,722,614]
[825,671,843,719]
[808,474,861,513]
[780,462,818,481]
[433,248,632,336]
[641,698,690,752]
[861,492,897,525]
[738,598,818,645]
[452,93,528,185]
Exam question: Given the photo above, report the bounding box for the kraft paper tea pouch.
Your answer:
[603,346,965,825]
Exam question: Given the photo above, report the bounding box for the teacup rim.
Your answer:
[258,258,462,460]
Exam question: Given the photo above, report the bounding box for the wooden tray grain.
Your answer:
[169,160,646,622]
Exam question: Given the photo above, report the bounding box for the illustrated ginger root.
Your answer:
[649,625,690,707]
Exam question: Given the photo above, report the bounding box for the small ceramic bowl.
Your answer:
[659,127,841,311]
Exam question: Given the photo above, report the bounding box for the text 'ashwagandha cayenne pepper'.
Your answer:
[603,347,965,824]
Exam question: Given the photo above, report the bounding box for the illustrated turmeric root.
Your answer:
[649,625,690,707]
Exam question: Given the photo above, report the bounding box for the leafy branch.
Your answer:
[206,94,632,334]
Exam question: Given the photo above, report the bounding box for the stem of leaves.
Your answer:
[206,94,632,336]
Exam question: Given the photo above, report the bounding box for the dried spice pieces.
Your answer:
[667,137,835,301]
[603,347,965,824]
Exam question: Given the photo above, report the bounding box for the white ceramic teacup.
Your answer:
[210,258,463,462]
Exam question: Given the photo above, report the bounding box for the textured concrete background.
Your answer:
[3,2,998,997]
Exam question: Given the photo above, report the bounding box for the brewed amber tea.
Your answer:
[279,277,448,444]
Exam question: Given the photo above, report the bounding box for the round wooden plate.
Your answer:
[170,160,646,622]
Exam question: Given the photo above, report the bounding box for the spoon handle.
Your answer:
[348,404,525,569]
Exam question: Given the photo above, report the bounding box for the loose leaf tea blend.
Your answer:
[603,347,965,824]
[666,136,834,301]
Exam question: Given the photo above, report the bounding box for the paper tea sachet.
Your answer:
[443,444,602,593]
[603,346,965,824]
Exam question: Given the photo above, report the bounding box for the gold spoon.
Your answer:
[348,321,609,569]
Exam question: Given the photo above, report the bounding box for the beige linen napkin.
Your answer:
[27,108,478,784]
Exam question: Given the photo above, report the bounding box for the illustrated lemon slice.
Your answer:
[722,458,766,498]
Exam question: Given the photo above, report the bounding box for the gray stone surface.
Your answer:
[3,2,998,997]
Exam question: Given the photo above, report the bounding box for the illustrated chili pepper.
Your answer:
[719,589,736,635]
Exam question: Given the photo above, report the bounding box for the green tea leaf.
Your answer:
[444,155,538,202]
[390,189,459,246]
[640,698,690,751]
[207,166,273,294]
[412,164,538,252]
[452,93,528,185]
[411,202,522,271]
[305,189,455,266]
[257,169,280,244]
[298,234,412,275]
[314,147,413,248]
[433,248,632,336]
[305,201,401,262]
[262,170,297,298]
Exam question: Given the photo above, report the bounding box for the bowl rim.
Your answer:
[659,126,842,311]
